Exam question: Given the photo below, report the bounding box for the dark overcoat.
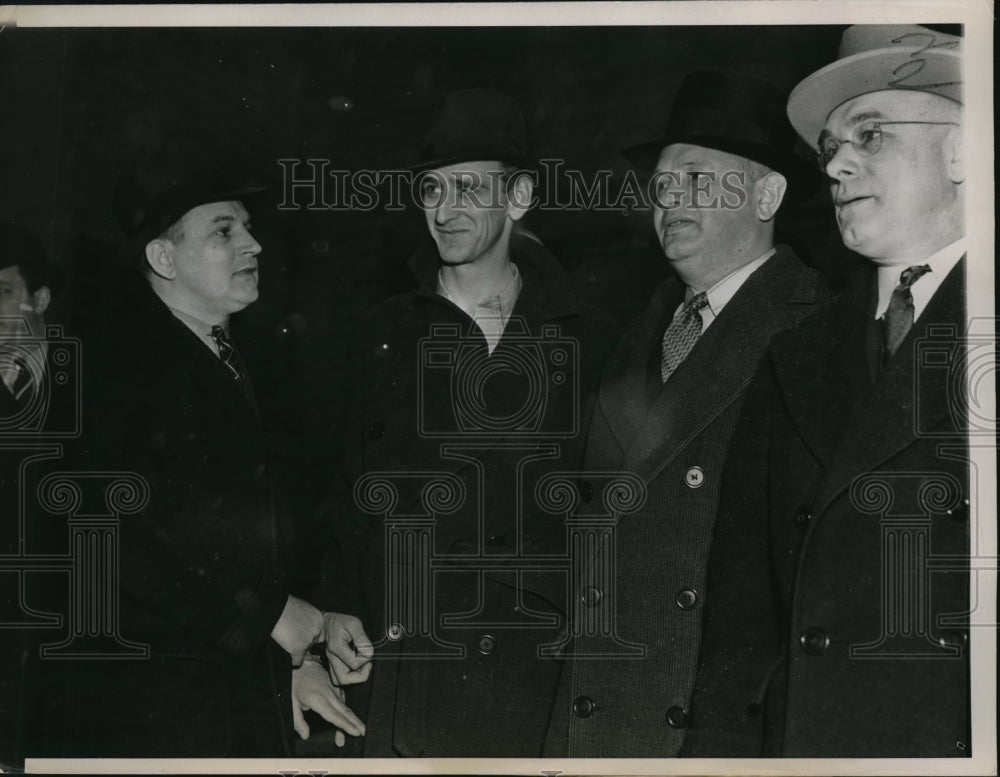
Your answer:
[326,233,620,757]
[684,259,970,757]
[544,246,828,757]
[22,283,298,758]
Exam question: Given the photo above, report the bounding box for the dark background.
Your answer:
[2,25,856,335]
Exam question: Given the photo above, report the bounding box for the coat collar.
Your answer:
[772,256,966,512]
[132,283,262,437]
[598,246,824,483]
[408,231,582,326]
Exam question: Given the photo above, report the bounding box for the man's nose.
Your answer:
[242,229,262,255]
[824,141,859,180]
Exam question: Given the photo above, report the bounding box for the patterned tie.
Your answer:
[660,291,709,383]
[210,325,256,409]
[881,264,931,361]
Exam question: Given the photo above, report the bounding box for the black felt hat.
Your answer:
[412,88,535,172]
[113,140,267,262]
[624,69,820,203]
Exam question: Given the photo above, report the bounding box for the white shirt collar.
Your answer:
[874,238,966,320]
[680,248,776,332]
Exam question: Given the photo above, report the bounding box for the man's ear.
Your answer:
[755,172,788,222]
[506,173,535,223]
[31,285,51,315]
[944,125,964,184]
[145,239,177,280]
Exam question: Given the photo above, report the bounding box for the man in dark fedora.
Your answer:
[543,69,827,757]
[24,144,372,757]
[685,25,969,758]
[320,88,619,756]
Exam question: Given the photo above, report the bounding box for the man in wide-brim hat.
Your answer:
[315,87,620,757]
[687,25,969,758]
[543,68,828,758]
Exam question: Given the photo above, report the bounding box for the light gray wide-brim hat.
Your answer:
[787,24,962,150]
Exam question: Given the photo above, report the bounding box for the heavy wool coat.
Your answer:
[23,284,298,758]
[325,234,620,757]
[684,259,970,758]
[544,246,828,757]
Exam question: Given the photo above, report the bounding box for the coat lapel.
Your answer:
[594,277,682,460]
[811,257,966,512]
[621,248,823,485]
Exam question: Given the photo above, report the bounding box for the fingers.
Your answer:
[335,730,346,748]
[328,653,373,686]
[292,701,310,741]
[307,687,366,737]
[324,613,375,675]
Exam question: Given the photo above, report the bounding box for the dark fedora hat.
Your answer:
[113,139,267,263]
[623,69,820,204]
[412,88,536,173]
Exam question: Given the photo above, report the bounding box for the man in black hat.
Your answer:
[24,148,371,757]
[542,69,827,757]
[686,26,969,758]
[320,88,619,756]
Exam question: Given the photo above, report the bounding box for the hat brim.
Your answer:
[622,133,821,205]
[409,155,538,174]
[124,184,268,266]
[787,48,962,150]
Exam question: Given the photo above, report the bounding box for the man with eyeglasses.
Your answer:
[683,25,969,758]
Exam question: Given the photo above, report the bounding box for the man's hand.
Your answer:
[291,657,366,745]
[324,612,374,685]
[270,595,325,667]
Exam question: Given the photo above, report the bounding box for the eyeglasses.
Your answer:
[816,120,959,170]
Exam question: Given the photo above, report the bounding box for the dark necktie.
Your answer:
[210,325,256,410]
[661,291,709,383]
[880,264,931,362]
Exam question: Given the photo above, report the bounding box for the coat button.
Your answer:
[795,504,812,527]
[945,498,970,521]
[675,588,698,610]
[684,467,705,489]
[386,624,403,641]
[800,627,829,655]
[572,695,595,718]
[477,634,495,655]
[665,705,689,728]
[581,586,602,607]
[368,421,385,440]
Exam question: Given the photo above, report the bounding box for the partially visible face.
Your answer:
[0,264,46,339]
[165,200,262,320]
[821,90,961,263]
[420,161,513,266]
[651,143,764,267]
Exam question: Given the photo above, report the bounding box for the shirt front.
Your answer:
[673,248,776,331]
[438,262,523,355]
[874,238,966,321]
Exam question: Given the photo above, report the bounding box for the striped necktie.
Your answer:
[881,264,931,362]
[660,291,709,383]
[210,325,256,411]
